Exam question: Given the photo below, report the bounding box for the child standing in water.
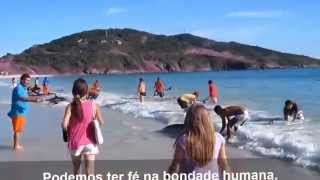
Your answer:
[61,78,104,175]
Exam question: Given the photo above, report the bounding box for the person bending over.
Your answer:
[177,91,200,110]
[214,105,249,141]
[283,100,304,121]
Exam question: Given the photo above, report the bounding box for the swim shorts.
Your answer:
[70,144,99,156]
[140,92,146,96]
[12,116,26,133]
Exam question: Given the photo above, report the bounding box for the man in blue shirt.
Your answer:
[8,73,42,151]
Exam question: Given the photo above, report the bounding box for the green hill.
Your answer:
[1,28,319,74]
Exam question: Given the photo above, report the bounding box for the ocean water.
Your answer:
[0,68,320,170]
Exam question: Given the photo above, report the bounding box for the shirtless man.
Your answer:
[214,105,249,141]
[137,78,147,103]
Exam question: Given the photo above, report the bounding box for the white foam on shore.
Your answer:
[96,92,185,125]
[237,122,320,169]
[95,91,320,170]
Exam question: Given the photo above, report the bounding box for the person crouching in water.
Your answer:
[168,104,229,176]
[177,91,200,110]
[61,78,104,175]
[214,105,249,141]
[283,100,304,121]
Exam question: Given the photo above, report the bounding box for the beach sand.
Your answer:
[0,103,319,179]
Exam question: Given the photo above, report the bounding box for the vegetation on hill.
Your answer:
[1,28,319,74]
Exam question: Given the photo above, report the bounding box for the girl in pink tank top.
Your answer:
[62,78,104,175]
[68,100,96,150]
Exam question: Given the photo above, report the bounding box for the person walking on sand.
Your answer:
[208,80,218,104]
[168,104,229,176]
[7,73,42,150]
[137,78,146,103]
[214,105,249,141]
[177,91,200,110]
[154,77,165,98]
[61,78,104,175]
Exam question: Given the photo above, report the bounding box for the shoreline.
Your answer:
[1,67,320,79]
[0,74,54,79]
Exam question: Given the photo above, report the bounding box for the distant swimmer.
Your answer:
[214,105,249,141]
[137,78,147,103]
[153,77,165,98]
[284,100,304,121]
[177,91,200,110]
[88,80,101,100]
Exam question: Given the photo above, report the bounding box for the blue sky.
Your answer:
[1,0,319,58]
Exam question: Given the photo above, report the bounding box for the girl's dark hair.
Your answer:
[71,78,88,120]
